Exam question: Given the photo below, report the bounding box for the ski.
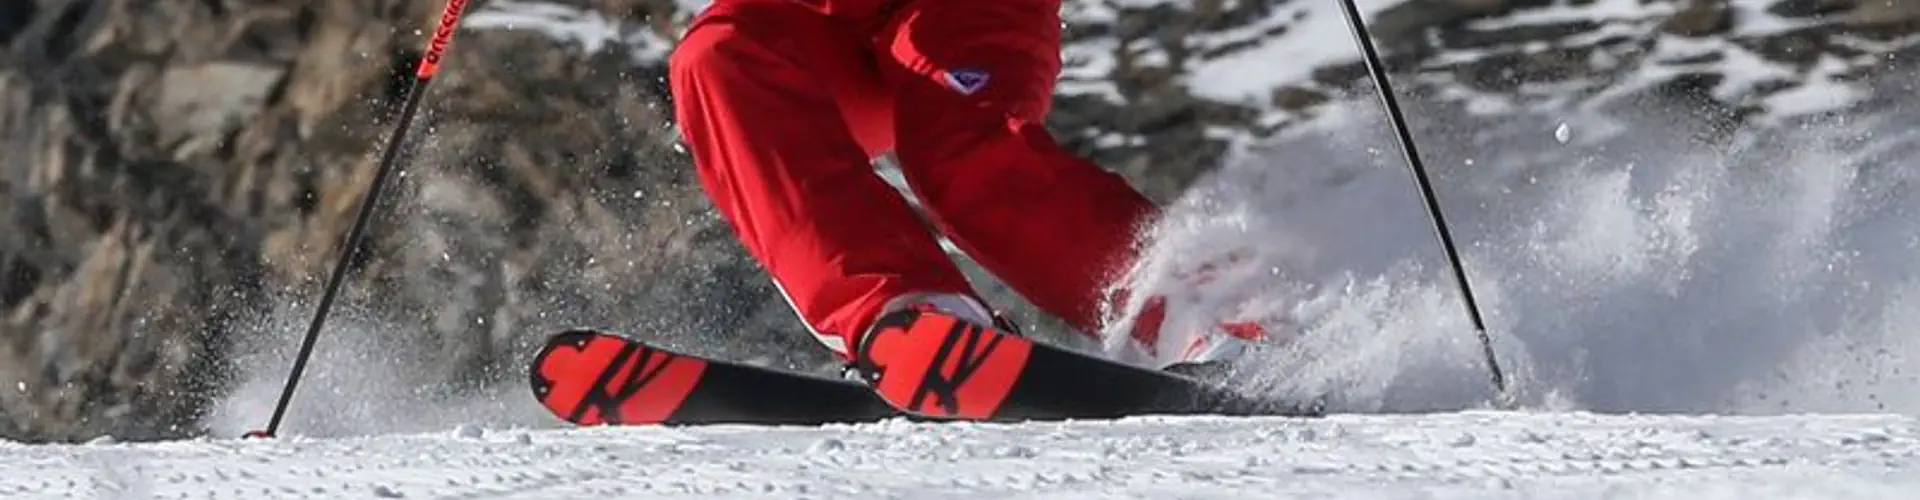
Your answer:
[529,330,898,426]
[853,308,1321,421]
[529,312,1321,427]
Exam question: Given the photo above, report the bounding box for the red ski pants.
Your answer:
[669,0,1157,359]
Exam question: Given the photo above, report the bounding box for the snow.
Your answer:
[1099,80,1920,414]
[464,0,677,59]
[1466,0,1676,29]
[2,412,1914,498]
[1763,55,1870,120]
[1729,0,1829,36]
[1182,0,1405,105]
[1058,32,1125,102]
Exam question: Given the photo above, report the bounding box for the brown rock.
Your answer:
[1438,20,1602,49]
[148,62,286,158]
[1371,0,1529,52]
[1272,86,1331,111]
[1662,0,1734,37]
[1768,0,1856,19]
[1738,27,1833,68]
[1847,0,1920,25]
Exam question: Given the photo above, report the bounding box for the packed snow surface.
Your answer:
[3,412,1917,499]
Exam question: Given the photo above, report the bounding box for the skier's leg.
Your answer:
[872,0,1158,335]
[668,1,987,360]
[872,0,1274,369]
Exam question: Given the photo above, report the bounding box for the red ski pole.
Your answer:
[246,0,472,439]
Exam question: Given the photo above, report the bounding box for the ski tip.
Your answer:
[528,328,708,427]
[527,329,603,402]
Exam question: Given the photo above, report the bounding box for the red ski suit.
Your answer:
[669,0,1157,359]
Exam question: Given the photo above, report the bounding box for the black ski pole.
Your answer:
[245,0,473,438]
[1330,0,1509,397]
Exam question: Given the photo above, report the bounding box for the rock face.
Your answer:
[1,0,1916,442]
[1053,0,1920,177]
[0,0,758,442]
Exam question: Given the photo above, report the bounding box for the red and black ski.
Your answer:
[852,309,1320,421]
[529,330,897,426]
[528,311,1321,427]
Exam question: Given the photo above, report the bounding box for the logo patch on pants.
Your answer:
[943,68,990,95]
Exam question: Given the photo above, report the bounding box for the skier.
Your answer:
[666,0,1263,374]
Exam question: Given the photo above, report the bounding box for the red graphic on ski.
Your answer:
[858,311,1032,419]
[531,331,706,425]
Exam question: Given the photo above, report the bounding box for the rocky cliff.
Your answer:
[0,0,752,442]
[1,0,1915,442]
